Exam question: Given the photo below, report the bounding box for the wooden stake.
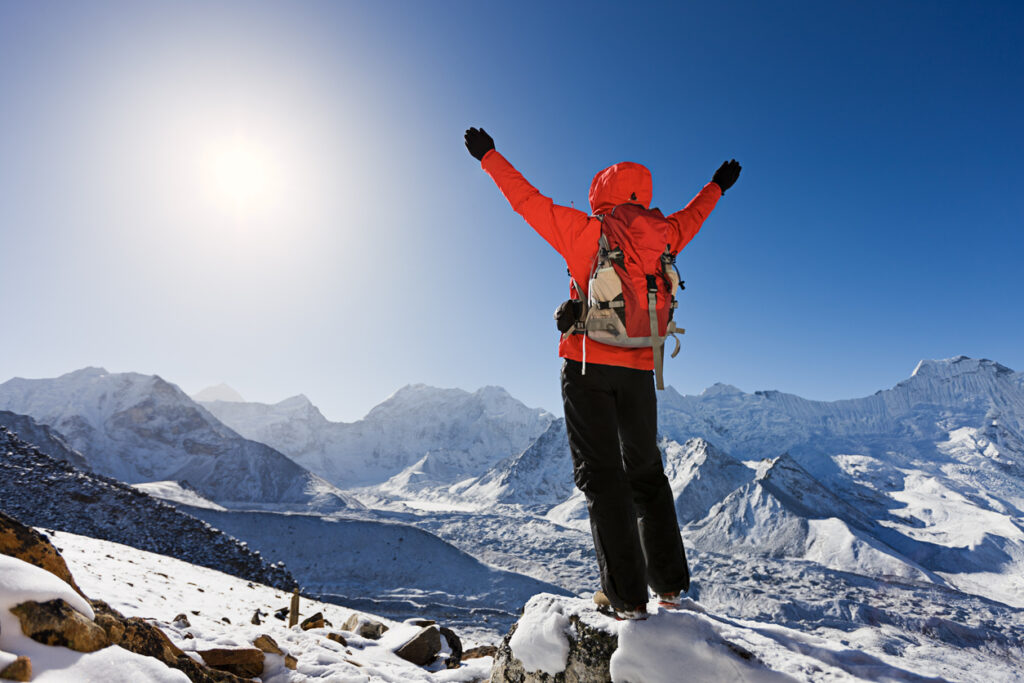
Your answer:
[289,587,300,628]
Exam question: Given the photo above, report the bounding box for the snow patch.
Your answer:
[508,594,572,676]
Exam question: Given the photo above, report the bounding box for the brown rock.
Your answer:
[89,600,251,683]
[120,617,185,663]
[326,632,347,646]
[300,611,325,630]
[253,634,284,656]
[462,644,498,660]
[250,610,261,626]
[94,613,126,643]
[10,599,108,652]
[394,625,441,666]
[341,613,388,640]
[284,654,298,670]
[0,511,85,597]
[197,648,265,679]
[0,656,32,682]
[173,613,191,627]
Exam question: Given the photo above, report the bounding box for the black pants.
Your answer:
[561,359,689,610]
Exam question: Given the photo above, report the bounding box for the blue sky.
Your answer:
[2,1,1022,421]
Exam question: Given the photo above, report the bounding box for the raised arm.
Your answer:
[465,127,589,260]
[667,159,741,252]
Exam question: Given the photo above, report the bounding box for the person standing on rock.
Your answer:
[464,127,741,620]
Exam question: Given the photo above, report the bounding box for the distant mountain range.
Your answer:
[3,356,1023,611]
[198,383,555,489]
[0,368,360,512]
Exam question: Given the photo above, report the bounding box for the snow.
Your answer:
[512,592,1022,683]
[507,594,571,675]
[611,610,795,683]
[0,553,94,619]
[44,530,495,682]
[883,469,1024,547]
[132,481,228,511]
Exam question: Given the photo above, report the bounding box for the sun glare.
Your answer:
[201,136,283,217]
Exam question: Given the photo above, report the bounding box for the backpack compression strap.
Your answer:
[646,275,683,390]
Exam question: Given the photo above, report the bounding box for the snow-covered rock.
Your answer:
[490,592,1023,682]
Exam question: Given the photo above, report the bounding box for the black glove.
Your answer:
[712,159,742,193]
[464,127,495,161]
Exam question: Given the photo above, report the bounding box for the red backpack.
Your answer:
[563,203,684,389]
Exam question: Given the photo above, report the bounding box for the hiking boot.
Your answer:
[614,605,648,621]
[594,591,647,620]
[657,591,683,608]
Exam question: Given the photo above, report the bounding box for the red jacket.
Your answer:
[481,150,721,371]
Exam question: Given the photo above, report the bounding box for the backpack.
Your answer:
[559,203,684,390]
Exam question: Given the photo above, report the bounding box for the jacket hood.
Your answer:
[589,161,652,215]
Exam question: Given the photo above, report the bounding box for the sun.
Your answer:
[201,135,283,217]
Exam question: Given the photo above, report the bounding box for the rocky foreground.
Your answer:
[0,512,495,682]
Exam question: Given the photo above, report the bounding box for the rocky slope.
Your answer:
[0,422,295,591]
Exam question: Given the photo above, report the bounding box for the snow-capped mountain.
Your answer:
[686,453,936,582]
[0,368,360,511]
[201,384,555,489]
[456,419,574,507]
[0,422,295,589]
[343,357,1024,612]
[662,438,754,524]
[657,356,1024,474]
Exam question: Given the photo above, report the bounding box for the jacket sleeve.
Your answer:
[667,182,723,253]
[480,150,590,261]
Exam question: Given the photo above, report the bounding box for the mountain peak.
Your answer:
[61,367,110,380]
[700,383,745,398]
[910,356,1015,380]
[275,394,316,411]
[193,383,246,403]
